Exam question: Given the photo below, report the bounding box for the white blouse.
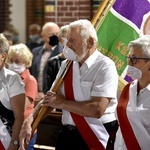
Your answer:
[0,67,25,110]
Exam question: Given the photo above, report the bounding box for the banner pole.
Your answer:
[31,0,117,138]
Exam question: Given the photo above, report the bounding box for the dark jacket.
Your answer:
[46,55,65,92]
[26,38,44,52]
[29,43,62,94]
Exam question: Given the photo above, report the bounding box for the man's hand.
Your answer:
[36,92,45,101]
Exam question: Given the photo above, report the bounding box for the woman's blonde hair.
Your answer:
[7,43,33,68]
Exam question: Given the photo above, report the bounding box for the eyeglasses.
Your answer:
[126,56,150,65]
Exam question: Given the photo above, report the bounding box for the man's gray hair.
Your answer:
[0,34,10,54]
[69,19,98,47]
[128,35,150,58]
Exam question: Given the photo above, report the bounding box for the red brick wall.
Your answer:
[0,0,11,33]
[45,0,92,27]
[26,0,44,41]
[26,0,102,40]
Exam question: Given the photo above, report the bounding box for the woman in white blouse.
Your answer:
[0,34,25,150]
[116,35,150,150]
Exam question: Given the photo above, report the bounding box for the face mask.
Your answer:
[13,35,19,43]
[49,35,59,46]
[29,34,39,42]
[9,63,26,74]
[127,65,142,80]
[63,46,77,61]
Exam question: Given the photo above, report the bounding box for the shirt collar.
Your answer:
[133,80,150,91]
[43,44,57,52]
[83,49,101,68]
[146,83,150,91]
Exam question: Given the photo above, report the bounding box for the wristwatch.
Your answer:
[11,140,19,146]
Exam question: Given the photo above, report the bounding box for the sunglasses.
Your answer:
[126,56,150,65]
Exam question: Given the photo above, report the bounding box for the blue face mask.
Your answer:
[13,35,19,43]
[29,34,39,42]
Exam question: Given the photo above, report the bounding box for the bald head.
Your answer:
[41,22,60,48]
[42,22,60,36]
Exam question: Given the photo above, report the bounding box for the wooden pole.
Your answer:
[91,0,109,25]
[31,0,117,136]
[31,60,72,135]
[91,0,116,29]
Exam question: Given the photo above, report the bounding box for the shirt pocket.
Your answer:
[80,81,93,100]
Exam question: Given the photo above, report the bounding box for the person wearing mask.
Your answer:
[19,19,118,150]
[46,24,69,91]
[116,35,150,149]
[26,23,44,52]
[6,43,38,150]
[29,22,62,101]
[0,34,25,150]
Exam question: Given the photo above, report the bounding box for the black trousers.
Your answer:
[55,120,118,150]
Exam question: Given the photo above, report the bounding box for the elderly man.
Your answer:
[19,19,118,150]
[26,23,44,51]
[29,22,62,100]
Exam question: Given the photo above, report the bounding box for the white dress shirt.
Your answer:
[53,49,118,125]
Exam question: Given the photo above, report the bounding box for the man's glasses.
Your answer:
[126,56,150,65]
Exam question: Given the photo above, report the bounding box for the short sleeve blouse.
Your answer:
[0,67,25,110]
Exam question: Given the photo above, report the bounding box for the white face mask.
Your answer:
[63,46,77,61]
[9,63,26,74]
[127,65,142,80]
[63,45,88,62]
[127,61,150,80]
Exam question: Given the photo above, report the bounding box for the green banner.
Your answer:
[96,11,139,75]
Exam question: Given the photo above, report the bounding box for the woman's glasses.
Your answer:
[126,56,150,65]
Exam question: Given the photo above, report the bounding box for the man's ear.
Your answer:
[87,37,94,49]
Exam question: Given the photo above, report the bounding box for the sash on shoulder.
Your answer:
[117,83,141,150]
[64,62,105,150]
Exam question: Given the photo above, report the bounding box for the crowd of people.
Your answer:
[0,19,150,150]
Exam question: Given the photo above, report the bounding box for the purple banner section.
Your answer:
[113,0,150,29]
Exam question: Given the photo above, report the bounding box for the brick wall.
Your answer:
[45,0,92,27]
[26,0,44,40]
[1,0,102,41]
[26,0,102,40]
[0,0,11,33]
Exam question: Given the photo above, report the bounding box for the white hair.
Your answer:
[69,19,98,47]
[128,35,150,58]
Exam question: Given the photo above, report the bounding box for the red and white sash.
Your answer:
[117,82,150,150]
[64,61,109,150]
[0,119,11,150]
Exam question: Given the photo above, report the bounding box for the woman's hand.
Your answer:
[19,116,33,150]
